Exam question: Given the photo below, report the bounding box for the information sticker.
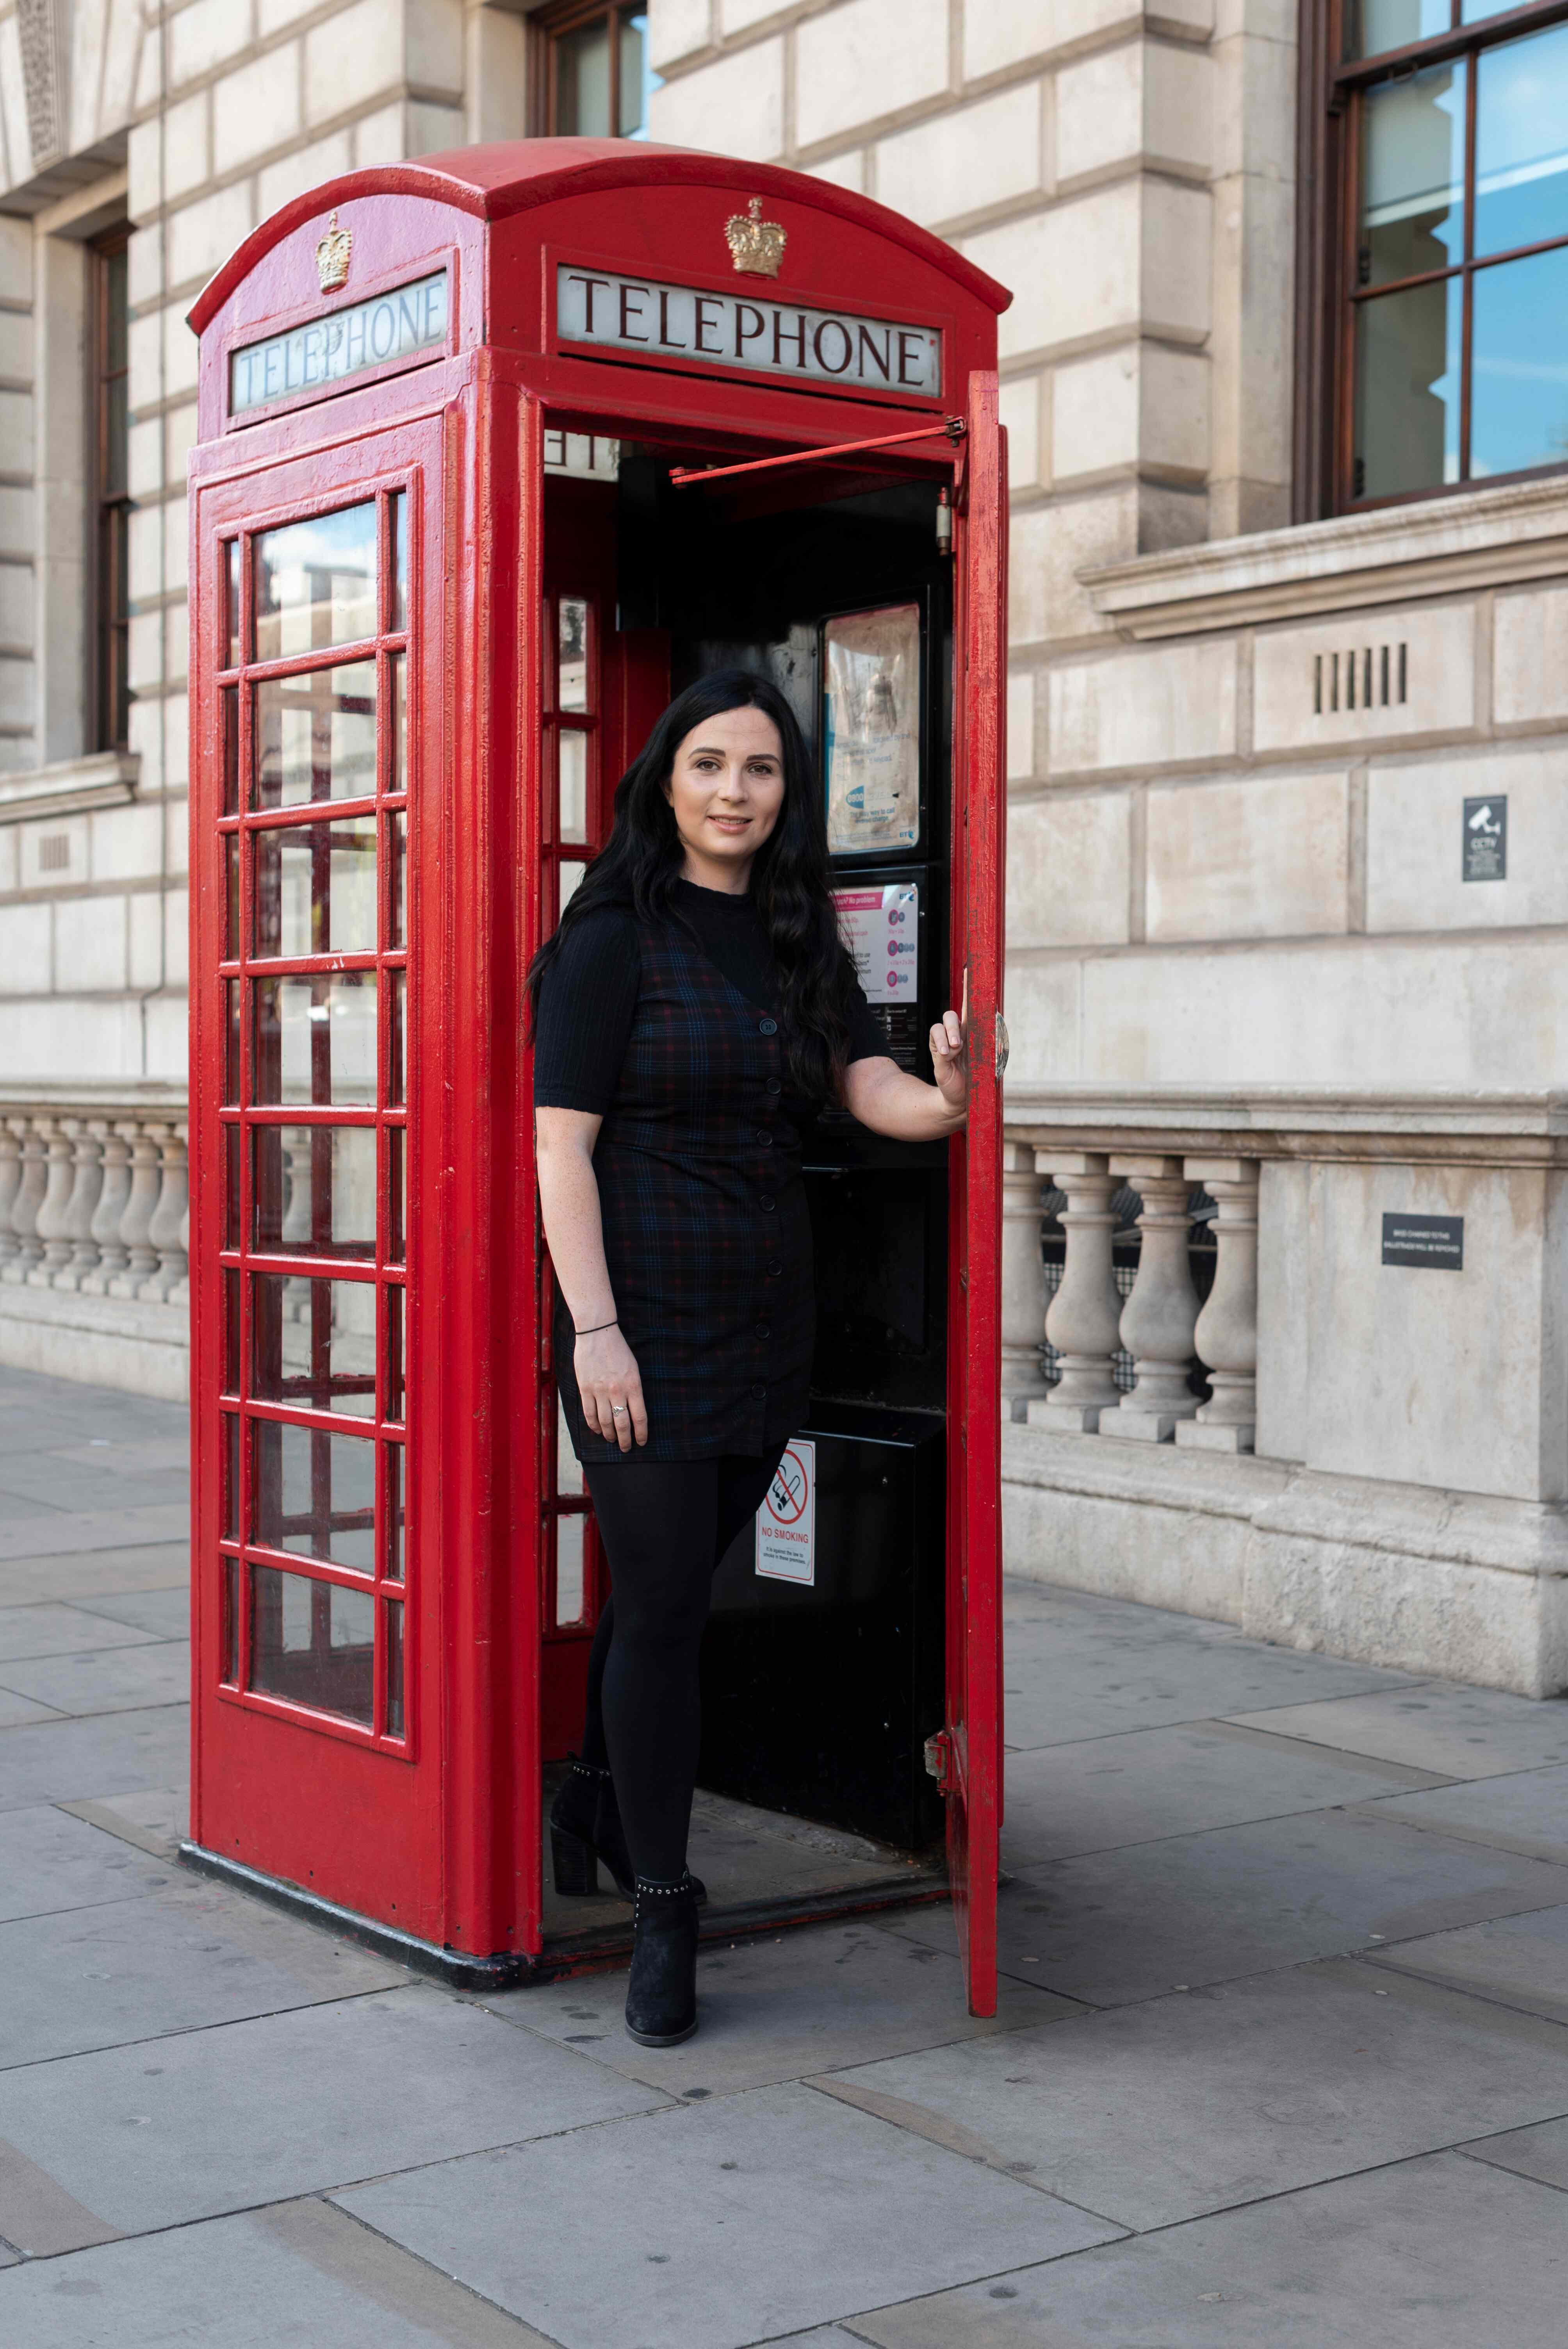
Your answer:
[825,604,921,853]
[835,882,919,1008]
[756,1440,815,1586]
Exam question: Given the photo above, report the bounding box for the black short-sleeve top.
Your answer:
[534,879,886,1463]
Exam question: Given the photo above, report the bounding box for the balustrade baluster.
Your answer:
[1001,1142,1049,1417]
[3,1120,48,1285]
[108,1121,167,1298]
[29,1120,80,1285]
[1099,1155,1200,1442]
[82,1125,135,1294]
[55,1122,107,1291]
[145,1126,189,1301]
[1027,1151,1123,1432]
[1176,1157,1259,1453]
[0,1121,23,1268]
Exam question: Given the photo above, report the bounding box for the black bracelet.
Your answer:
[574,1317,618,1337]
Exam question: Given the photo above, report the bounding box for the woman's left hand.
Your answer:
[930,975,968,1114]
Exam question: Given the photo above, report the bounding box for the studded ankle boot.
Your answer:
[549,1757,705,1904]
[625,1873,700,2047]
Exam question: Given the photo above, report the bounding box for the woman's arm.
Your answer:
[535,1107,647,1450]
[841,1002,968,1141]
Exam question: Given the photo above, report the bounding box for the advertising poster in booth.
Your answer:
[824,604,921,853]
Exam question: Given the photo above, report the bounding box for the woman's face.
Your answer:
[665,704,786,889]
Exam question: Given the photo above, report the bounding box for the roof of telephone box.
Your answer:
[188,138,1012,335]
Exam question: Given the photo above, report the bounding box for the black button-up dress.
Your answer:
[534,882,883,1464]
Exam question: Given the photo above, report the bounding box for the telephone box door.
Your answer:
[946,372,1007,2018]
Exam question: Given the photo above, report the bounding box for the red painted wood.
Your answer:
[945,372,1007,2019]
[187,142,1009,1971]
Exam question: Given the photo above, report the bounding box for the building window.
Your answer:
[538,3,658,139]
[92,224,132,750]
[1301,0,1568,513]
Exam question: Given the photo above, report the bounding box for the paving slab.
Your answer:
[0,1880,408,2067]
[0,1984,662,2239]
[0,1459,187,1514]
[1356,1762,1568,1865]
[0,1803,176,1925]
[0,2199,561,2345]
[1001,1597,1414,1750]
[897,1807,1568,2005]
[0,1544,190,1608]
[73,1586,191,1641]
[1002,1718,1444,1867]
[0,1704,189,1811]
[820,1958,1568,2230]
[335,2080,1122,2349]
[482,1920,1082,2095]
[848,2148,1568,2349]
[0,1685,62,1726]
[1368,1902,1568,2023]
[1226,1684,1568,1778]
[0,1640,189,1717]
[0,1503,188,1563]
[0,1602,162,1662]
[50,1438,190,1475]
[1461,2113,1568,2192]
[57,1786,188,1861]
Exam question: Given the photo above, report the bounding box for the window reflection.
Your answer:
[252,1420,376,1570]
[253,972,376,1105]
[251,1563,375,1724]
[1474,24,1568,260]
[1359,64,1466,289]
[254,502,378,659]
[1354,273,1462,496]
[1472,244,1568,476]
[253,1124,377,1261]
[255,662,376,808]
[251,1272,378,1418]
[254,816,378,958]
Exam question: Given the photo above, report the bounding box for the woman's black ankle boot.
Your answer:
[625,1873,700,2046]
[549,1757,706,1905]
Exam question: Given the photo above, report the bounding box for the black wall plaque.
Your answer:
[1382,1212,1464,1269]
[1462,796,1506,882]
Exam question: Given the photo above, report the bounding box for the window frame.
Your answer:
[533,0,651,140]
[89,221,132,752]
[1295,0,1568,518]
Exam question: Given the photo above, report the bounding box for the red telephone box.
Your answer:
[185,140,1009,2013]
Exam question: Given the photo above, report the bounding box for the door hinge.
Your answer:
[923,1729,954,1794]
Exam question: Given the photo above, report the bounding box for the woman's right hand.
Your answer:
[575,1324,648,1452]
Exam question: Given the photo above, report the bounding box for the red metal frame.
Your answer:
[187,141,1010,1983]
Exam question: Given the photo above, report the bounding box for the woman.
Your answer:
[529,669,968,2047]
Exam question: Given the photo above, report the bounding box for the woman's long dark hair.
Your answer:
[527,670,857,1104]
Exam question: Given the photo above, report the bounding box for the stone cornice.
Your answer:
[0,750,138,825]
[1003,1084,1568,1165]
[1080,475,1568,638]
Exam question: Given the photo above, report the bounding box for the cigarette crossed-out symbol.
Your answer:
[769,1447,809,1524]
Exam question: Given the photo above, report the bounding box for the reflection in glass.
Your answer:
[226,540,242,668]
[1354,273,1462,495]
[556,15,611,134]
[558,597,589,709]
[221,1555,239,1684]
[1351,0,1448,57]
[557,1513,585,1627]
[558,1394,583,1496]
[253,1123,377,1260]
[620,12,653,137]
[254,816,377,958]
[223,979,241,1105]
[386,1125,405,1264]
[253,1419,376,1570]
[222,686,240,814]
[1475,25,1568,260]
[1472,245,1568,476]
[252,1273,377,1417]
[560,860,587,915]
[390,652,406,794]
[388,968,406,1107]
[559,729,588,843]
[386,1441,405,1580]
[224,837,240,959]
[223,1267,240,1394]
[250,1563,374,1725]
[389,807,407,946]
[386,1283,404,1422]
[223,1409,240,1539]
[254,502,377,660]
[385,1599,405,1737]
[225,1123,241,1251]
[1360,63,1466,288]
[255,662,376,808]
[390,489,407,633]
[253,972,376,1105]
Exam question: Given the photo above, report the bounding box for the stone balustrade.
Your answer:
[0,1086,191,1399]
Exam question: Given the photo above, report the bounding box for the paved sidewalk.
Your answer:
[0,1360,1565,2346]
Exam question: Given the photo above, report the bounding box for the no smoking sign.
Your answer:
[755,1438,816,1586]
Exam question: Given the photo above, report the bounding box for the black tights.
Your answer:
[579,1448,785,1883]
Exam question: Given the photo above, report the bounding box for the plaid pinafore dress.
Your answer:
[553,914,815,1463]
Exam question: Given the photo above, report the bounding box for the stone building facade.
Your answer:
[2,0,1566,1694]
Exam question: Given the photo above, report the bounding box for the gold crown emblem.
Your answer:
[315,211,352,293]
[724,197,786,279]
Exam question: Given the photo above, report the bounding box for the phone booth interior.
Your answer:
[185,142,1008,2010]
